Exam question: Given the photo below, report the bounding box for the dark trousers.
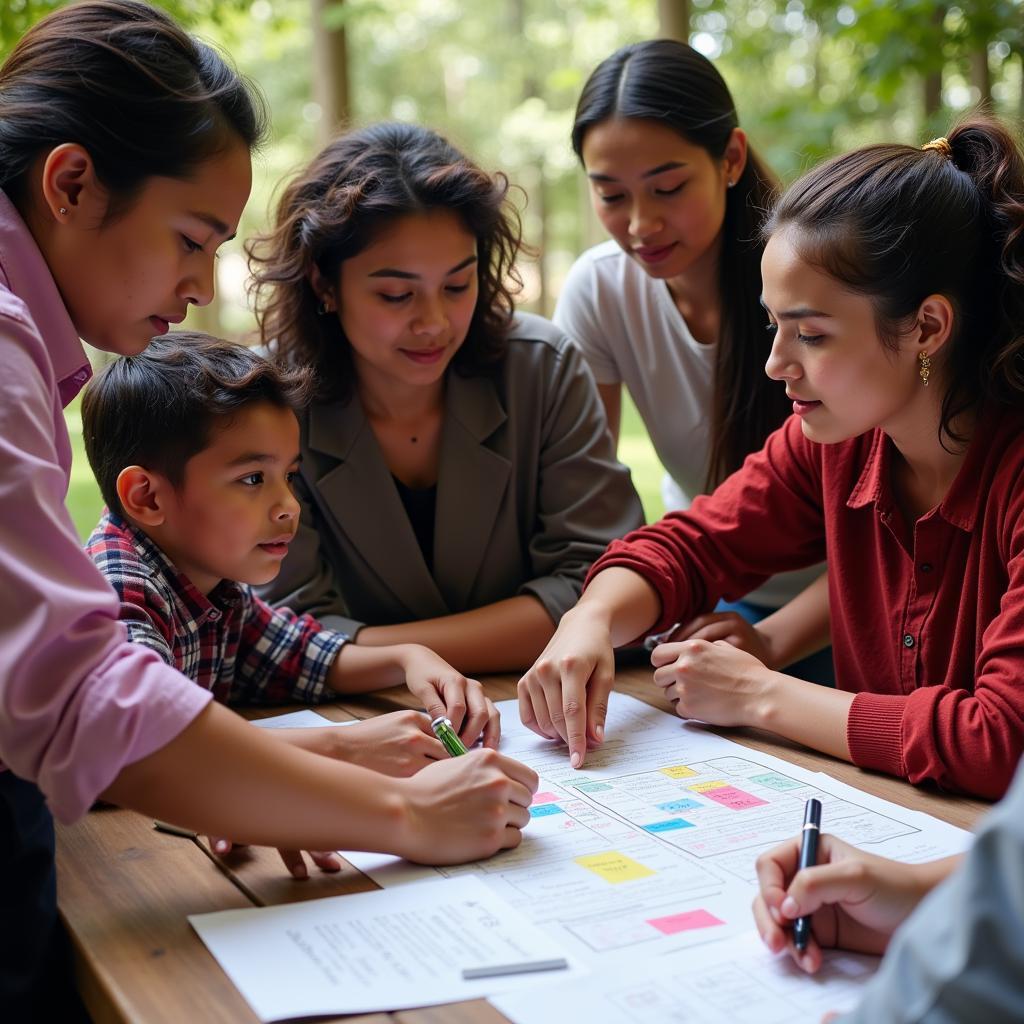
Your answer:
[0,772,88,1023]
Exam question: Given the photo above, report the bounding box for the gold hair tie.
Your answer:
[922,136,953,159]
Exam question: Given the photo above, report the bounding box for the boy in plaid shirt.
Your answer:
[83,334,500,874]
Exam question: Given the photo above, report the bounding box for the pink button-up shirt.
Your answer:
[0,190,211,823]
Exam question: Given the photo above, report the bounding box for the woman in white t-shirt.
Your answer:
[555,39,833,684]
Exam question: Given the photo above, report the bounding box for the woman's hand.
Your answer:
[672,612,776,667]
[517,605,616,768]
[396,749,540,864]
[751,833,952,974]
[399,645,500,748]
[650,637,774,726]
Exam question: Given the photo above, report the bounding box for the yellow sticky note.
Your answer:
[660,765,698,779]
[575,852,656,883]
[689,780,728,792]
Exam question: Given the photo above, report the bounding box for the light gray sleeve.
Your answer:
[553,252,623,386]
[837,759,1024,1024]
[518,336,645,621]
[255,471,366,637]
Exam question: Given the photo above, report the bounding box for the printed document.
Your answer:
[189,875,582,1021]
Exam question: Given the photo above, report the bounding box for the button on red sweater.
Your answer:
[588,409,1024,799]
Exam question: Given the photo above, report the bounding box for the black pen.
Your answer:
[792,797,822,952]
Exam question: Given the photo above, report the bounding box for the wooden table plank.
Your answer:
[56,806,260,1024]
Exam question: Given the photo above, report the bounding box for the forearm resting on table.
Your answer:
[327,642,414,693]
[756,571,831,670]
[354,595,556,674]
[102,701,406,852]
[757,671,855,761]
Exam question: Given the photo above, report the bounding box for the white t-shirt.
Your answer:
[555,239,822,609]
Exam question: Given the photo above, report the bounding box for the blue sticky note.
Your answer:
[530,803,565,817]
[642,818,694,833]
[657,798,703,813]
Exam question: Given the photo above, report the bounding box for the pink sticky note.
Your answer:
[532,792,560,805]
[647,909,724,935]
[703,785,769,810]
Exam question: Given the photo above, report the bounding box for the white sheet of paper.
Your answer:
[343,694,970,967]
[491,929,876,1024]
[251,709,359,729]
[189,875,583,1021]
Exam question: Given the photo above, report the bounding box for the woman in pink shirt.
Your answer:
[0,3,535,1016]
[519,117,1024,801]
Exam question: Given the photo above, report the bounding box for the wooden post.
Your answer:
[658,0,690,42]
[312,0,351,142]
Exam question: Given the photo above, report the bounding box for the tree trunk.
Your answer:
[922,5,945,122]
[312,0,350,142]
[970,47,991,107]
[1020,51,1024,121]
[658,0,690,41]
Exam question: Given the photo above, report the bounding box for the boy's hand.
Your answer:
[751,833,945,974]
[205,837,342,880]
[329,711,446,776]
[275,713,446,777]
[396,749,539,864]
[399,645,500,749]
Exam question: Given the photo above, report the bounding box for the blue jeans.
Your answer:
[716,598,836,687]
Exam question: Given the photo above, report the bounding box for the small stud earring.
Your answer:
[726,180,736,189]
[918,350,931,386]
[317,300,332,316]
[59,207,67,215]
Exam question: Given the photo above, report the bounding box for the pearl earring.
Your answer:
[59,207,67,215]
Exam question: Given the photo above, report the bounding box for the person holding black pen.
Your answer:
[752,759,1024,1022]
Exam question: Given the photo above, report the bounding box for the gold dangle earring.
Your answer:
[918,351,931,386]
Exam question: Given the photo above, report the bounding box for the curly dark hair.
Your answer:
[247,121,525,400]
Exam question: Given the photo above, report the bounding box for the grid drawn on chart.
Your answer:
[409,754,922,955]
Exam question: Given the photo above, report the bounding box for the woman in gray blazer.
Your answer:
[249,122,644,674]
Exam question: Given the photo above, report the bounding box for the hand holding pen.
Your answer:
[750,808,949,973]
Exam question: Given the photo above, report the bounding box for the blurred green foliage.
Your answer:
[5,0,1023,534]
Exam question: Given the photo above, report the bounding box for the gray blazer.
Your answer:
[261,313,644,635]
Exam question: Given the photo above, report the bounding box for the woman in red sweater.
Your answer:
[518,117,1024,800]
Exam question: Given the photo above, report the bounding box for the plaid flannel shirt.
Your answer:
[86,511,347,706]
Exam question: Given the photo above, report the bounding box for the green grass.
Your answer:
[65,397,106,542]
[62,391,665,542]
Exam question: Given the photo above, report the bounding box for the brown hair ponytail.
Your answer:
[766,115,1024,446]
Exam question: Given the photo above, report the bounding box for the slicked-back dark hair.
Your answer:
[572,39,787,489]
[247,121,523,401]
[82,332,314,516]
[766,116,1024,448]
[0,0,267,217]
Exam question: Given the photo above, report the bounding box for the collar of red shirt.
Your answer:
[845,404,1019,533]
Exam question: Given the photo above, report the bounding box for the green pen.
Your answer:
[431,715,468,757]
